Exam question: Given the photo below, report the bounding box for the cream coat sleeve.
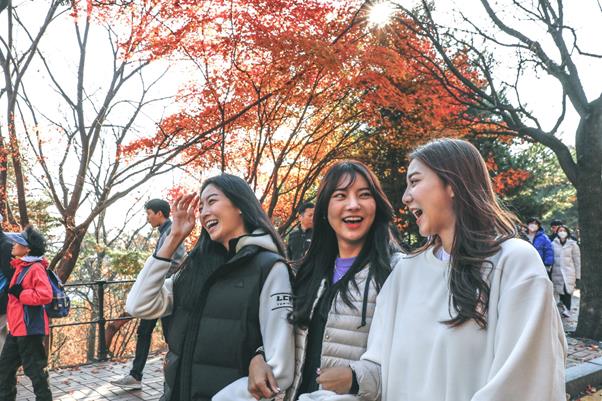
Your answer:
[471,275,567,401]
[125,256,174,319]
[572,243,581,280]
[349,277,398,401]
[212,262,295,401]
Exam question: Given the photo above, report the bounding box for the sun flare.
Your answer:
[368,1,396,27]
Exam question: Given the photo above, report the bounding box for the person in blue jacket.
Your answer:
[526,217,554,277]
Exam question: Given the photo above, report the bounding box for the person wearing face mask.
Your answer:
[125,174,294,401]
[551,225,581,318]
[525,217,554,278]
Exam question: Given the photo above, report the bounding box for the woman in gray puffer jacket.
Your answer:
[551,225,581,317]
[247,160,402,401]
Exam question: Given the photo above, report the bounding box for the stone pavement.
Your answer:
[563,291,602,368]
[12,291,602,400]
[15,355,165,401]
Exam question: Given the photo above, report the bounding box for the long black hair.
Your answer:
[174,174,286,307]
[289,160,400,328]
[409,138,519,329]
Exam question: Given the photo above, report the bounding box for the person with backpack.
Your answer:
[0,226,53,401]
[126,174,294,401]
[0,214,16,353]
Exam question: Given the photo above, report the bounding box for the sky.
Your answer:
[3,0,601,236]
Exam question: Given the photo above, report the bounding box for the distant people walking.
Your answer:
[353,139,566,401]
[526,217,554,277]
[548,219,563,241]
[111,199,186,390]
[0,226,53,401]
[287,202,314,264]
[0,214,15,352]
[551,225,581,318]
[126,175,294,401]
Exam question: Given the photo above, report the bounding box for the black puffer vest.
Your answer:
[164,245,285,401]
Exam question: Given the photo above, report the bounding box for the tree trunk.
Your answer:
[0,139,8,222]
[574,107,602,339]
[51,223,89,282]
[105,312,131,353]
[7,109,29,226]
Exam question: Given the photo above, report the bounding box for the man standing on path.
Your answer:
[111,199,186,390]
[286,202,314,268]
[0,214,15,353]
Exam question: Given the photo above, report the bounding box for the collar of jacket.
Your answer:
[157,218,172,235]
[208,229,282,278]
[11,257,49,270]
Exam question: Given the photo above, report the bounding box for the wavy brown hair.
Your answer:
[410,138,519,329]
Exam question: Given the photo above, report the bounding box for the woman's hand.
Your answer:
[248,354,280,400]
[156,194,199,259]
[316,366,353,394]
[170,193,199,238]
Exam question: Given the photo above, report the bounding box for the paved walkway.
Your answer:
[13,292,602,400]
[564,291,602,368]
[16,355,165,401]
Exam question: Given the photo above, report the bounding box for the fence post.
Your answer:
[97,280,108,361]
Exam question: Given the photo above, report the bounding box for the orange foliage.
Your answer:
[89,1,485,229]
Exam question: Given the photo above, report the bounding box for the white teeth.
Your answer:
[206,219,218,229]
[343,217,363,223]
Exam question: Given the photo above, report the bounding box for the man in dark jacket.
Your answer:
[286,202,314,264]
[111,199,185,391]
[0,214,15,352]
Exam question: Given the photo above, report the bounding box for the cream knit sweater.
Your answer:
[353,238,567,401]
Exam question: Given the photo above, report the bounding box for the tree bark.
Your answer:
[574,106,602,339]
[52,223,89,282]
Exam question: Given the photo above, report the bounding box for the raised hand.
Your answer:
[156,193,199,259]
[169,193,200,239]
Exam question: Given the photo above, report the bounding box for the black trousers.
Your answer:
[130,316,171,381]
[560,284,572,311]
[0,334,52,401]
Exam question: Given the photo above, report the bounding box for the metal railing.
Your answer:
[49,279,135,362]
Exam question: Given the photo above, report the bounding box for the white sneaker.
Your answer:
[110,374,142,390]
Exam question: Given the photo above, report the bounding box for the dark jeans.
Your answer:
[0,334,52,401]
[130,316,171,381]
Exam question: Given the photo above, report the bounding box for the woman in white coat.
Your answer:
[551,225,581,317]
[350,138,567,401]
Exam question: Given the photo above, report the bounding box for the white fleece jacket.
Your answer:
[354,238,567,401]
[125,231,294,401]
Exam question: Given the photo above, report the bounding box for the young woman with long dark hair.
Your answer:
[249,160,401,401]
[126,174,294,401]
[352,138,566,401]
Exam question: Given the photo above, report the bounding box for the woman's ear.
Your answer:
[447,184,455,199]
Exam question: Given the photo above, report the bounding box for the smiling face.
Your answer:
[199,184,248,249]
[327,173,376,258]
[403,158,456,249]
